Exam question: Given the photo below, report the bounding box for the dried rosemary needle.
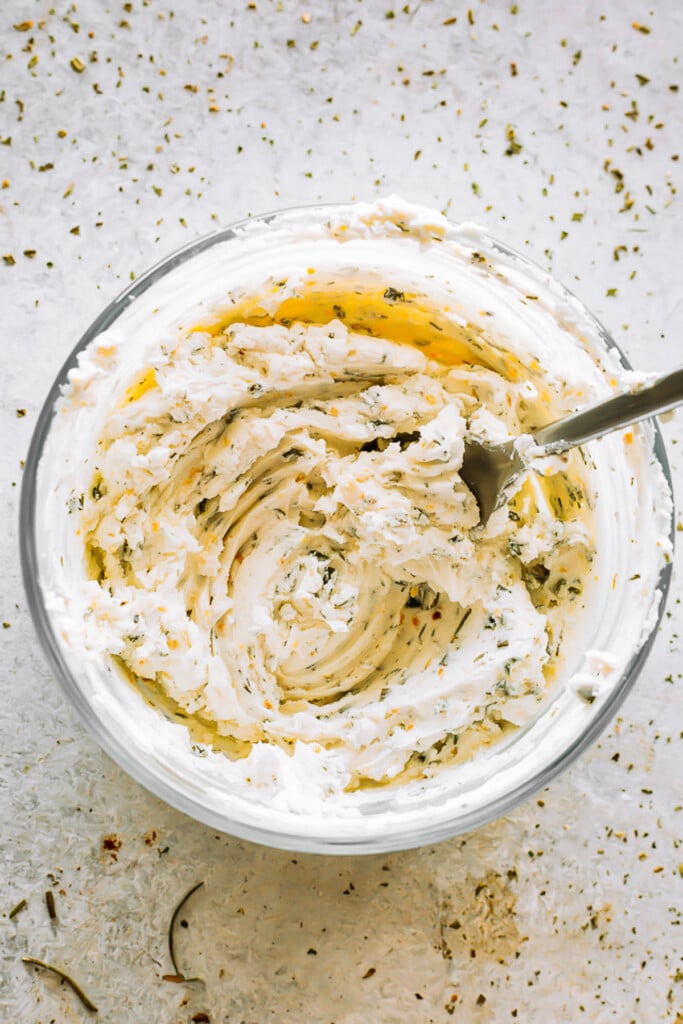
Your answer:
[167,880,204,983]
[22,956,98,1013]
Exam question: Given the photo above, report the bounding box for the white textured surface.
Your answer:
[1,1,682,1021]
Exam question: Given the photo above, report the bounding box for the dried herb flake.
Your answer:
[45,890,56,920]
[9,898,27,919]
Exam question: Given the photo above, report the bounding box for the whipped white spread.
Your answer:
[38,197,672,831]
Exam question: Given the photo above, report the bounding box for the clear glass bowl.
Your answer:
[20,203,674,854]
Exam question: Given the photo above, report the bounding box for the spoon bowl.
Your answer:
[460,366,683,524]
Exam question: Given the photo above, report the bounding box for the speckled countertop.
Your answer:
[2,2,682,1021]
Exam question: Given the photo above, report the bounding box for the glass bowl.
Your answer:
[20,201,674,854]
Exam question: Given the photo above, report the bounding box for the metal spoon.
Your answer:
[459,366,683,525]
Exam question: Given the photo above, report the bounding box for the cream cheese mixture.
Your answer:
[41,198,671,816]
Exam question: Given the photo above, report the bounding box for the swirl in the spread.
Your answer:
[79,308,594,790]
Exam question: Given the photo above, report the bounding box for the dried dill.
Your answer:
[22,956,98,1013]
[453,607,472,639]
[405,582,438,610]
[167,881,204,983]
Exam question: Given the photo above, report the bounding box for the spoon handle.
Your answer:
[534,366,683,454]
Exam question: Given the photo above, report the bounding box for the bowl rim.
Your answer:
[19,202,675,854]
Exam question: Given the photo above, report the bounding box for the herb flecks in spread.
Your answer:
[73,301,594,792]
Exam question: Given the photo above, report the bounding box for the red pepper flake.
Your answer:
[432,610,442,620]
[162,973,185,983]
[103,834,122,860]
[192,1015,211,1023]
